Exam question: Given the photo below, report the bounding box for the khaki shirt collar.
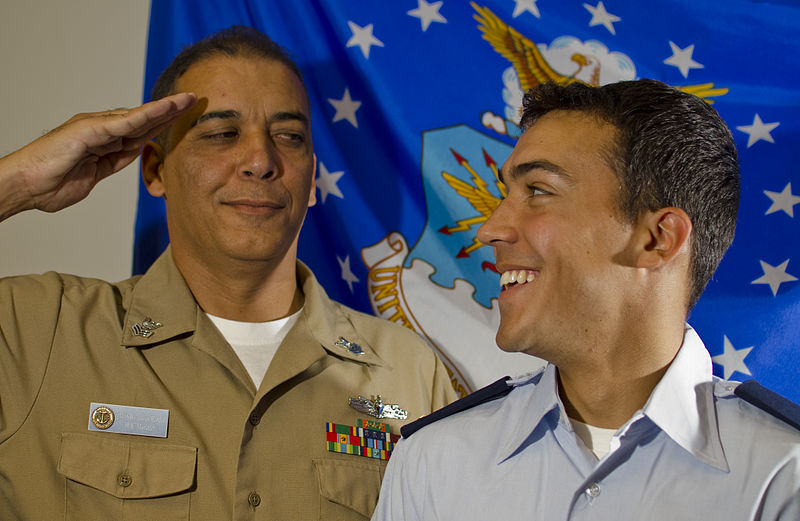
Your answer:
[295,261,384,367]
[121,249,383,366]
[121,247,197,347]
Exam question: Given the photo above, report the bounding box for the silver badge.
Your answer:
[131,317,163,338]
[88,402,169,438]
[335,336,364,355]
[349,395,408,420]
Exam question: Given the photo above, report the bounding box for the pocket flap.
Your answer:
[313,457,384,518]
[58,432,197,498]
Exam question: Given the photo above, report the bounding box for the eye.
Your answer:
[274,132,306,146]
[203,129,239,140]
[526,184,551,197]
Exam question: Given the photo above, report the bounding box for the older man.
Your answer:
[0,26,455,520]
[372,79,800,520]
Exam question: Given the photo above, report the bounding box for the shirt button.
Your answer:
[248,491,262,508]
[118,474,133,487]
[585,482,600,498]
[249,412,261,426]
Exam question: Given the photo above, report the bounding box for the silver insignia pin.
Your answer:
[348,395,408,420]
[131,317,163,338]
[335,336,364,355]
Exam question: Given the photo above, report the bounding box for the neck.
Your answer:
[556,318,686,429]
[173,249,303,322]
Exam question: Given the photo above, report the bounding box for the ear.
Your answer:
[307,153,317,207]
[634,207,692,269]
[141,141,166,198]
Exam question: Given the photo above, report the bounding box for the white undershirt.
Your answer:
[570,418,618,460]
[207,308,302,387]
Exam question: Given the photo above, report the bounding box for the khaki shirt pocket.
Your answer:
[58,432,197,521]
[313,457,386,520]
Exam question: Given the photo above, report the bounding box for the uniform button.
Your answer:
[249,412,261,426]
[118,474,132,487]
[248,491,262,507]
[585,482,600,498]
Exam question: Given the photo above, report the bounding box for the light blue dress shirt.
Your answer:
[372,326,800,520]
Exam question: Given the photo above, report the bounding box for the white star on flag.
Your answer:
[408,0,447,31]
[663,41,703,78]
[328,88,362,128]
[513,0,541,18]
[316,162,345,204]
[584,2,620,34]
[337,255,360,293]
[712,336,754,380]
[736,114,780,148]
[346,21,384,59]
[752,259,798,296]
[764,183,800,218]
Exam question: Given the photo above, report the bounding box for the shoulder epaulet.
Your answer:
[400,376,513,438]
[734,380,800,432]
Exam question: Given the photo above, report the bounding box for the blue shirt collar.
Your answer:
[499,325,729,471]
[637,325,728,471]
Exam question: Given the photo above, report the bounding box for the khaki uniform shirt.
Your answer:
[0,249,457,520]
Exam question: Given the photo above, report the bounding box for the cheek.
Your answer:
[163,153,225,197]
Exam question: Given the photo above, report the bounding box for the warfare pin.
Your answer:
[348,395,408,420]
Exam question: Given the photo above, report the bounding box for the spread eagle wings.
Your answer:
[471,2,728,103]
[473,2,578,89]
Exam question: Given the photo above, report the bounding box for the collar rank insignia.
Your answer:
[348,395,408,420]
[326,420,401,461]
[335,336,364,355]
[131,317,163,338]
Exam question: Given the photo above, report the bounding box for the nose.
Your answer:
[477,198,517,247]
[239,134,278,180]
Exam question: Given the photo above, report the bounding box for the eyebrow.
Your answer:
[499,160,572,185]
[192,110,240,127]
[191,110,310,128]
[272,111,309,126]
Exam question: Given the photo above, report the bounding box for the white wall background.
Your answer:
[0,1,151,281]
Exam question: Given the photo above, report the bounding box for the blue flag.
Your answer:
[137,0,800,401]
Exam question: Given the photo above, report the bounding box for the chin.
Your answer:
[495,330,527,353]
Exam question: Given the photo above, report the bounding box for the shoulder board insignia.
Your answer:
[734,380,800,432]
[401,376,512,438]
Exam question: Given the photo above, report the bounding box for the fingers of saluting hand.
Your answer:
[61,92,197,152]
[14,93,196,214]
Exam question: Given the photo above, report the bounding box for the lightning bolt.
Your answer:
[438,148,505,258]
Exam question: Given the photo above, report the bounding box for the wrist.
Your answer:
[0,150,36,222]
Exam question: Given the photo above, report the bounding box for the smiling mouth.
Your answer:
[224,200,284,214]
[499,269,538,291]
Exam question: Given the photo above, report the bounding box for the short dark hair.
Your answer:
[150,25,306,145]
[520,79,740,310]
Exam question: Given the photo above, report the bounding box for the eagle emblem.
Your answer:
[472,2,728,101]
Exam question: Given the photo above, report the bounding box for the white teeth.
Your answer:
[500,270,537,288]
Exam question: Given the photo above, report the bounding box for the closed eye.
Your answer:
[204,130,239,140]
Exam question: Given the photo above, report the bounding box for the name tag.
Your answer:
[88,402,169,438]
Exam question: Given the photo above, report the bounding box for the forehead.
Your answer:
[503,110,618,184]
[175,54,309,112]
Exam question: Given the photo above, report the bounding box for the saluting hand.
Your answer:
[0,92,196,221]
